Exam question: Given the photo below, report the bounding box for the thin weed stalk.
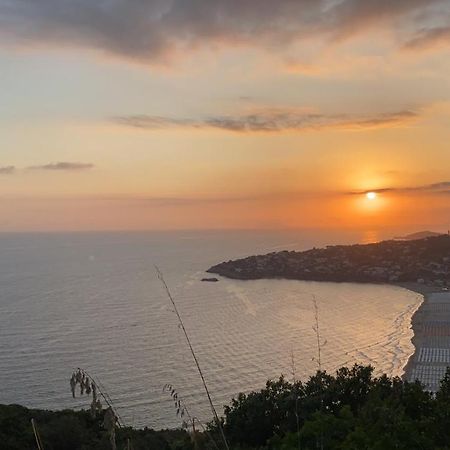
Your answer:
[311,295,325,450]
[163,384,221,450]
[156,266,230,450]
[70,367,125,428]
[290,348,301,450]
[290,348,297,384]
[294,395,301,450]
[84,368,125,427]
[70,368,126,450]
[31,418,45,450]
[312,295,323,372]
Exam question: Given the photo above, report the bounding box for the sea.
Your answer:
[0,229,423,429]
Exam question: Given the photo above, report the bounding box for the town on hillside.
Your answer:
[208,235,450,288]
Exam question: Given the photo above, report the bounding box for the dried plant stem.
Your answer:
[312,295,324,450]
[163,384,221,450]
[156,266,230,450]
[70,368,126,450]
[31,418,45,450]
[290,348,302,449]
[83,368,126,428]
[294,395,301,450]
[72,367,125,428]
[290,348,297,384]
[312,295,322,372]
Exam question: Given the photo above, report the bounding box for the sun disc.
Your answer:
[366,191,377,200]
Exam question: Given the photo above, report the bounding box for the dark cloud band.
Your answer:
[0,0,447,62]
[0,166,15,175]
[349,182,450,196]
[28,162,94,171]
[403,26,450,50]
[113,109,418,133]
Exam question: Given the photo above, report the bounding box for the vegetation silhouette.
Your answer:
[2,364,450,449]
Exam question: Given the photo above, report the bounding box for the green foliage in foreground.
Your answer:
[2,365,450,449]
[217,365,450,450]
[0,404,192,450]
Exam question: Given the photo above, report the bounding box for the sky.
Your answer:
[0,0,449,232]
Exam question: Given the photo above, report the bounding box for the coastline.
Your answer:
[216,276,443,385]
[394,283,435,380]
[395,283,450,390]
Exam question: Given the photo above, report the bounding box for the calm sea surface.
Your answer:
[0,230,422,428]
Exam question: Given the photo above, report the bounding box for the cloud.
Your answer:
[349,181,450,195]
[113,109,418,133]
[0,166,15,175]
[0,0,446,63]
[403,26,450,51]
[28,162,94,171]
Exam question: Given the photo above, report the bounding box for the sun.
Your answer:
[366,191,377,200]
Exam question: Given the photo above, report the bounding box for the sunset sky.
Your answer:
[0,0,449,232]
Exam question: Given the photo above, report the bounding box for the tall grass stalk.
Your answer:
[31,418,45,450]
[290,348,297,384]
[155,266,230,450]
[70,368,126,450]
[312,295,325,450]
[290,348,301,450]
[163,383,221,450]
[70,367,125,428]
[312,295,323,372]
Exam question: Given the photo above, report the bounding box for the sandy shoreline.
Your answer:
[396,282,450,390]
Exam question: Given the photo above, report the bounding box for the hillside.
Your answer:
[394,231,444,240]
[208,235,450,288]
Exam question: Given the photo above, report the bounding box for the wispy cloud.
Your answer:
[403,26,450,51]
[113,109,418,133]
[0,166,15,175]
[0,0,446,63]
[28,162,94,171]
[349,181,450,195]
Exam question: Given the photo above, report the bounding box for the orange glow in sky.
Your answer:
[0,2,449,232]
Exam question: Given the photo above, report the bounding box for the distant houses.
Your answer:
[208,235,450,289]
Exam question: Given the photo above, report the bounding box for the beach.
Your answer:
[401,283,450,391]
